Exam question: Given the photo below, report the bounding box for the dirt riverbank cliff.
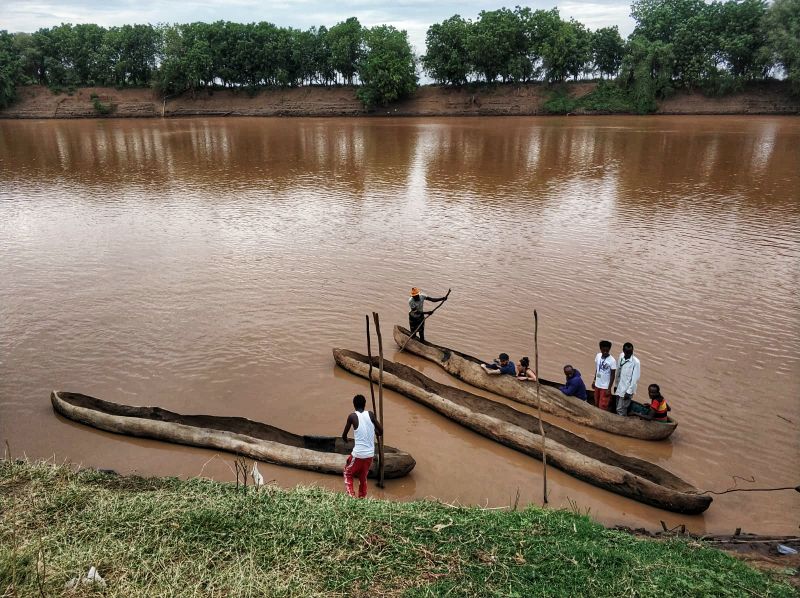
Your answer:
[1,82,798,119]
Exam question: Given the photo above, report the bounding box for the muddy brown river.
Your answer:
[1,116,798,535]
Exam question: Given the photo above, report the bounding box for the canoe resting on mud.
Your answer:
[51,391,415,479]
[393,326,677,441]
[333,349,710,514]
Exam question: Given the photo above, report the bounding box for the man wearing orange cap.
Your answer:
[408,287,447,342]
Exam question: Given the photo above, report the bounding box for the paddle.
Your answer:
[398,288,452,353]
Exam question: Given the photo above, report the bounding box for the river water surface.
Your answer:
[1,116,798,534]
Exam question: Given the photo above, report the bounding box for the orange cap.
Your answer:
[410,287,420,296]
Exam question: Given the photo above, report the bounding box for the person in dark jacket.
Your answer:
[559,365,588,401]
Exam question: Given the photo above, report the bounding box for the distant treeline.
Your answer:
[0,0,798,113]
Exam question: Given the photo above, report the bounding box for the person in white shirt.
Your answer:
[342,394,383,498]
[614,342,641,416]
[592,340,617,411]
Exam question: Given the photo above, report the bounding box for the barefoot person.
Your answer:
[341,394,383,498]
[592,340,616,411]
[408,287,448,342]
[614,342,641,416]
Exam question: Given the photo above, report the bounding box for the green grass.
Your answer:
[0,460,795,597]
[91,97,113,115]
[544,81,644,115]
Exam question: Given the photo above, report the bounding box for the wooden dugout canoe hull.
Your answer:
[51,391,415,479]
[333,349,710,514]
[393,326,677,441]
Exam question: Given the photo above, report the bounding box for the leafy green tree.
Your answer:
[630,0,707,43]
[469,8,527,82]
[0,31,24,108]
[765,0,800,94]
[102,24,160,86]
[12,32,43,85]
[314,26,336,85]
[154,25,190,94]
[422,15,473,85]
[592,26,625,78]
[357,25,417,108]
[328,17,362,84]
[541,18,592,82]
[515,7,562,80]
[715,0,770,79]
[619,36,676,112]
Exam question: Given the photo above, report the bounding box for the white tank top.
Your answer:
[352,410,375,458]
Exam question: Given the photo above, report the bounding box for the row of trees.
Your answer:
[423,0,799,92]
[620,0,800,107]
[423,8,625,84]
[1,0,798,111]
[0,19,417,108]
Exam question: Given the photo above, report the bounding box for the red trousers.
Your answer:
[594,387,612,411]
[344,455,373,498]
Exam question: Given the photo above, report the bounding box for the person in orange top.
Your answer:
[639,383,670,421]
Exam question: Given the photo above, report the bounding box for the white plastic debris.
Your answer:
[777,544,798,555]
[65,566,106,590]
[251,462,264,488]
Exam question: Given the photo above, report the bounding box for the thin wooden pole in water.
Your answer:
[365,316,377,414]
[535,310,548,505]
[366,315,383,481]
[373,311,386,488]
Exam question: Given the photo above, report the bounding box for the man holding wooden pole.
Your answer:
[408,287,449,342]
[341,394,383,498]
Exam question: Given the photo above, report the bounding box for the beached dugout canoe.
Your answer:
[394,326,677,441]
[51,391,415,479]
[334,349,710,514]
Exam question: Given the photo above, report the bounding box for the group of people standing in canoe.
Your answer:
[408,286,670,423]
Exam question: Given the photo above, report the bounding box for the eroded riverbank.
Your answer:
[1,82,798,119]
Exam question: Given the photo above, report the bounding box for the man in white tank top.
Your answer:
[341,394,383,498]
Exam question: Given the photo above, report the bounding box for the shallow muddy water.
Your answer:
[1,115,798,534]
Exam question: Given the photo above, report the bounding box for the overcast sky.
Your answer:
[1,1,635,54]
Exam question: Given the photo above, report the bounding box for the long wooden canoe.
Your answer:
[51,391,415,479]
[334,349,710,514]
[393,326,677,441]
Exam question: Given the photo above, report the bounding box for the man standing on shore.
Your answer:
[342,394,383,498]
[408,287,448,342]
[614,342,641,416]
[592,340,617,411]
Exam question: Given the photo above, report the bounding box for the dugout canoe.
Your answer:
[333,349,710,514]
[394,326,677,441]
[51,391,415,479]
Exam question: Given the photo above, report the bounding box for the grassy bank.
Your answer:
[0,460,795,597]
